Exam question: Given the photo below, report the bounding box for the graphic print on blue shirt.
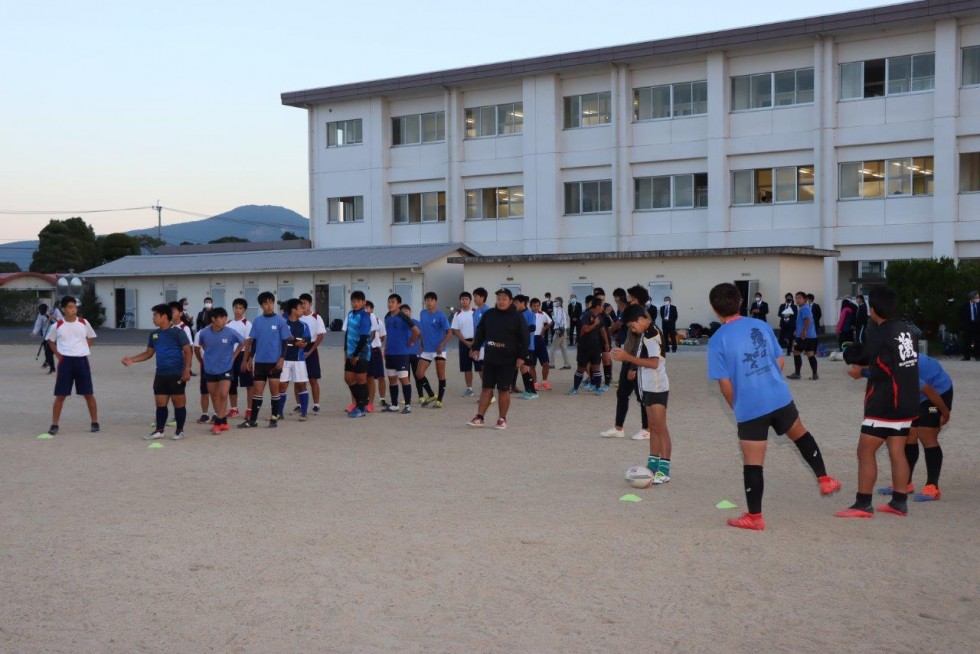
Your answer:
[346,308,372,359]
[707,318,793,423]
[795,304,817,339]
[418,308,450,352]
[285,319,312,362]
[917,353,952,401]
[251,313,290,363]
[385,312,415,356]
[198,326,244,374]
[151,328,189,376]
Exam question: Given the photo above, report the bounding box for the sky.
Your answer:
[0,0,900,244]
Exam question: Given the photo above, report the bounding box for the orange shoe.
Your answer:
[727,512,765,531]
[818,475,842,496]
[913,484,941,502]
[533,382,541,390]
[877,502,908,517]
[346,403,355,412]
[219,423,230,432]
[835,505,874,518]
[541,381,552,390]
[210,425,222,435]
[366,404,375,413]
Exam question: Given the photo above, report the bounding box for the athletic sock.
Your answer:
[923,445,943,486]
[174,407,187,430]
[522,371,534,393]
[421,377,434,398]
[658,458,671,476]
[892,491,908,505]
[793,355,803,375]
[415,377,425,397]
[808,356,818,376]
[573,371,584,389]
[356,383,370,410]
[647,455,660,473]
[401,383,412,406]
[591,371,603,388]
[793,432,828,477]
[854,492,873,508]
[640,403,649,430]
[603,364,612,384]
[250,396,263,422]
[437,379,446,401]
[278,393,288,416]
[298,390,309,416]
[743,465,764,515]
[155,406,168,432]
[905,443,920,477]
[390,385,400,406]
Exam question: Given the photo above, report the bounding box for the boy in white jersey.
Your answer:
[530,298,553,391]
[365,301,387,411]
[295,293,327,415]
[47,295,100,435]
[451,292,476,397]
[227,298,252,418]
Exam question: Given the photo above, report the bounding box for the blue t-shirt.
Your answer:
[418,308,451,352]
[198,326,244,375]
[918,353,952,402]
[522,308,535,333]
[150,327,190,376]
[251,313,290,363]
[285,319,311,362]
[412,319,422,353]
[473,304,489,328]
[707,317,794,423]
[795,304,817,338]
[384,311,416,356]
[346,308,373,359]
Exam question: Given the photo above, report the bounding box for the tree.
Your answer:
[209,236,249,244]
[281,231,302,240]
[80,283,106,328]
[0,261,21,272]
[30,217,100,273]
[885,257,961,338]
[134,234,167,253]
[97,233,140,263]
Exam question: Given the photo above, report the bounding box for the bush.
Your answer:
[80,284,106,328]
[0,290,40,324]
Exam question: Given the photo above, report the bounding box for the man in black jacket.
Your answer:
[778,293,797,355]
[749,292,769,324]
[466,289,529,430]
[960,290,979,360]
[659,296,678,353]
[195,297,214,332]
[567,295,583,346]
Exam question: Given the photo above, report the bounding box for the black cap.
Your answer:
[494,288,513,299]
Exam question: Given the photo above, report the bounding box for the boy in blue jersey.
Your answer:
[122,303,192,441]
[277,298,312,421]
[787,291,819,380]
[707,283,841,531]
[382,294,421,413]
[471,288,490,385]
[198,307,246,434]
[238,291,290,429]
[417,292,452,408]
[345,290,373,418]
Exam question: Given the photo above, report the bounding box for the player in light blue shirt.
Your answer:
[788,291,819,380]
[906,353,952,501]
[344,290,373,417]
[197,307,245,432]
[239,291,290,428]
[416,292,452,408]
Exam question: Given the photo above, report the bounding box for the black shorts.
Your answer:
[304,349,322,379]
[737,401,800,441]
[576,346,601,367]
[640,391,669,407]
[232,354,252,389]
[253,362,282,382]
[793,338,818,353]
[482,362,516,391]
[914,388,953,428]
[153,374,186,396]
[458,342,475,372]
[345,356,369,374]
[385,354,411,375]
[862,425,912,439]
[204,370,233,384]
[53,356,94,396]
[534,337,550,365]
[368,347,385,378]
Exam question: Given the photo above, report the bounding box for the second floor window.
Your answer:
[392,112,446,145]
[465,103,523,138]
[563,92,612,128]
[840,52,935,99]
[326,119,362,147]
[328,196,364,223]
[733,166,814,205]
[392,191,446,223]
[465,186,524,219]
[564,180,612,214]
[839,157,933,199]
[635,174,708,210]
[731,68,813,110]
[634,81,707,120]
[963,46,980,86]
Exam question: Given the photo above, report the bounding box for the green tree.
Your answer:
[134,234,167,252]
[30,217,100,273]
[80,283,106,328]
[885,257,960,338]
[97,232,140,263]
[209,236,249,244]
[0,261,21,272]
[281,231,302,240]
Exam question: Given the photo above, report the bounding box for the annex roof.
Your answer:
[82,243,476,278]
[281,0,978,107]
[447,246,840,265]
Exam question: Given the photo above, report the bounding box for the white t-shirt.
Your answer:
[450,309,475,339]
[48,318,97,357]
[369,312,386,349]
[228,318,252,341]
[636,329,669,393]
[300,312,327,343]
[551,306,568,330]
[533,311,552,336]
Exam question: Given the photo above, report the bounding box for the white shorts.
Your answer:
[279,360,309,383]
[419,351,447,362]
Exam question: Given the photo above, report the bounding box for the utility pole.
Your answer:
[152,202,162,240]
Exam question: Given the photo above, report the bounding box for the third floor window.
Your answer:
[563,92,611,129]
[465,103,523,138]
[634,81,707,121]
[731,68,813,110]
[392,112,445,145]
[840,52,935,99]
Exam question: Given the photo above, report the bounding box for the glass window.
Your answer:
[798,167,815,203]
[465,189,480,219]
[326,119,362,147]
[508,186,524,217]
[911,53,935,92]
[673,174,694,208]
[887,56,911,95]
[750,73,772,109]
[731,76,751,111]
[864,59,886,97]
[774,70,797,106]
[328,196,364,223]
[673,83,693,116]
[634,85,671,120]
[694,173,709,208]
[887,158,912,195]
[420,191,445,222]
[651,177,672,210]
[393,192,443,223]
[862,161,885,198]
[963,46,980,86]
[564,182,581,214]
[691,81,708,115]
[581,94,600,127]
[774,166,797,202]
[563,96,581,129]
[796,68,814,104]
[840,62,863,100]
[911,157,934,195]
[393,195,410,223]
[733,170,754,205]
[565,180,611,214]
[565,92,611,128]
[421,112,445,143]
[392,115,419,145]
[960,153,980,191]
[840,163,861,199]
[498,103,523,134]
[755,169,773,203]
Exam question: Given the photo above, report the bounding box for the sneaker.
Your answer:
[876,483,915,495]
[144,430,165,441]
[196,413,210,424]
[298,415,309,422]
[466,416,485,427]
[268,418,278,428]
[379,398,390,408]
[172,430,184,440]
[210,425,222,435]
[494,417,508,430]
[400,405,412,414]
[47,425,59,436]
[652,471,670,484]
[381,404,397,413]
[237,420,258,429]
[600,384,610,392]
[599,427,625,438]
[727,512,765,531]
[291,405,302,414]
[834,505,875,518]
[533,382,541,391]
[878,501,908,517]
[560,365,571,370]
[312,405,320,415]
[817,475,842,496]
[419,395,435,406]
[366,404,375,413]
[244,409,252,420]
[462,388,475,397]
[227,408,239,418]
[810,374,819,381]
[430,400,444,408]
[566,388,580,395]
[541,381,552,391]
[348,408,366,418]
[90,422,100,433]
[593,388,604,397]
[581,382,593,391]
[345,403,356,412]
[519,392,539,400]
[630,430,650,441]
[913,484,942,502]
[786,373,801,380]
[219,423,230,432]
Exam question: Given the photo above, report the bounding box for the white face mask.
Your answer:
[664,301,670,306]
[755,297,762,302]
[204,303,212,309]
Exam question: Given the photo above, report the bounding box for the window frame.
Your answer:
[391,112,446,146]
[838,157,933,200]
[464,185,525,220]
[962,45,980,87]
[633,80,707,122]
[839,52,936,100]
[327,196,365,223]
[731,166,815,206]
[564,180,613,215]
[634,173,709,211]
[731,68,814,112]
[325,119,363,148]
[563,92,612,129]
[464,102,523,139]
[391,191,447,224]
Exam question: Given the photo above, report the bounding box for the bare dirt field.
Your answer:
[1,343,978,653]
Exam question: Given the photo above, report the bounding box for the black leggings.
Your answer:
[614,366,648,429]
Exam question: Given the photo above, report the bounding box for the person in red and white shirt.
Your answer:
[46,296,100,435]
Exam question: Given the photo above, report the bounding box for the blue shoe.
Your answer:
[600,384,610,392]
[581,382,593,391]
[566,388,579,395]
[519,392,539,400]
[348,408,366,418]
[594,388,604,396]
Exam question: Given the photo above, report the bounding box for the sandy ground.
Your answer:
[1,343,978,653]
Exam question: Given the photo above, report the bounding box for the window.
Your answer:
[635,174,708,210]
[465,102,523,138]
[326,119,362,147]
[328,196,364,223]
[731,68,813,110]
[465,186,524,220]
[563,92,612,128]
[839,157,933,199]
[633,81,707,121]
[732,166,814,205]
[839,53,935,99]
[964,46,980,86]
[392,191,446,223]
[960,152,980,192]
[564,180,612,214]
[392,112,445,145]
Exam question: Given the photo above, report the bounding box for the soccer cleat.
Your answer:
[172,430,184,440]
[462,388,475,397]
[419,395,436,406]
[277,413,286,421]
[381,404,397,413]
[533,382,541,391]
[466,416,485,427]
[599,427,625,438]
[817,475,842,496]
[652,471,670,484]
[519,392,539,400]
[379,398,390,408]
[876,483,914,496]
[541,381,552,390]
[312,405,320,415]
[727,512,765,531]
[210,425,222,435]
[345,403,356,412]
[227,408,240,418]
[581,382,593,391]
[196,413,210,424]
[210,415,220,424]
[90,422,100,433]
[630,430,650,441]
[600,384,610,392]
[400,405,412,414]
[494,418,508,430]
[835,505,875,518]
[291,405,302,414]
[219,423,230,432]
[560,365,571,370]
[348,408,366,418]
[786,373,801,380]
[593,388,604,397]
[47,425,59,436]
[913,484,941,502]
[430,400,444,408]
[366,404,375,413]
[810,374,819,381]
[144,430,165,441]
[268,418,278,429]
[237,420,258,429]
[566,388,580,395]
[298,415,309,422]
[878,501,908,517]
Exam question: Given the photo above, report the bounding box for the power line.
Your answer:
[0,206,152,215]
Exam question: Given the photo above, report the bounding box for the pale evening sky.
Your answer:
[0,0,899,243]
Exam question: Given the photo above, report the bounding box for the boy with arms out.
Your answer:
[382,294,421,414]
[47,296,100,435]
[787,291,819,380]
[277,299,312,421]
[344,291,373,418]
[417,292,452,408]
[197,307,245,433]
[707,283,841,531]
[122,304,191,440]
[238,291,290,429]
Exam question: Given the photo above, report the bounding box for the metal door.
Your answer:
[243,286,259,321]
[393,283,413,311]
[328,283,345,324]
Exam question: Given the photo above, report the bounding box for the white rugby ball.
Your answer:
[625,466,655,489]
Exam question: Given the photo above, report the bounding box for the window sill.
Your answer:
[730,102,813,114]
[464,133,522,141]
[326,220,365,224]
[564,211,614,217]
[562,123,612,131]
[390,141,447,148]
[633,113,707,124]
[838,90,934,102]
[634,206,708,212]
[464,217,525,221]
[325,142,364,149]
[731,201,815,207]
[392,221,448,226]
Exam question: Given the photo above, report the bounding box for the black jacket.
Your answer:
[659,304,678,326]
[854,303,868,329]
[961,301,979,329]
[471,306,530,365]
[778,301,798,328]
[567,301,583,322]
[864,319,919,422]
[749,300,769,321]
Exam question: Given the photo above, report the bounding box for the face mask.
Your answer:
[182,304,189,310]
[755,297,762,302]
[664,301,670,306]
[204,303,212,309]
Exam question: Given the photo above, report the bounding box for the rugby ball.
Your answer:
[625,466,655,489]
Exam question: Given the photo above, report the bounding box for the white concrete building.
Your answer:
[281,0,980,323]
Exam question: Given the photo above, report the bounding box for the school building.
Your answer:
[277,0,980,328]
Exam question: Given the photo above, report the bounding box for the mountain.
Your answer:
[0,205,309,271]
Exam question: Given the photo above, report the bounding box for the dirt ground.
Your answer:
[1,343,978,653]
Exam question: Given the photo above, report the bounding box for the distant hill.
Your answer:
[0,205,309,271]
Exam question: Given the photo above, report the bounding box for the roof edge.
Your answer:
[447,246,841,264]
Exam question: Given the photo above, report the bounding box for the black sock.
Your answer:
[743,465,764,515]
[793,432,828,477]
[905,443,920,478]
[402,383,412,406]
[573,371,583,389]
[808,356,818,376]
[603,364,612,384]
[854,492,873,508]
[923,445,943,486]
[390,384,399,405]
[793,355,802,374]
[592,371,603,388]
[415,377,425,397]
[155,406,168,431]
[356,383,369,409]
[892,491,908,506]
[437,379,446,401]
[250,397,262,422]
[522,371,534,393]
[174,407,187,430]
[421,377,434,397]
